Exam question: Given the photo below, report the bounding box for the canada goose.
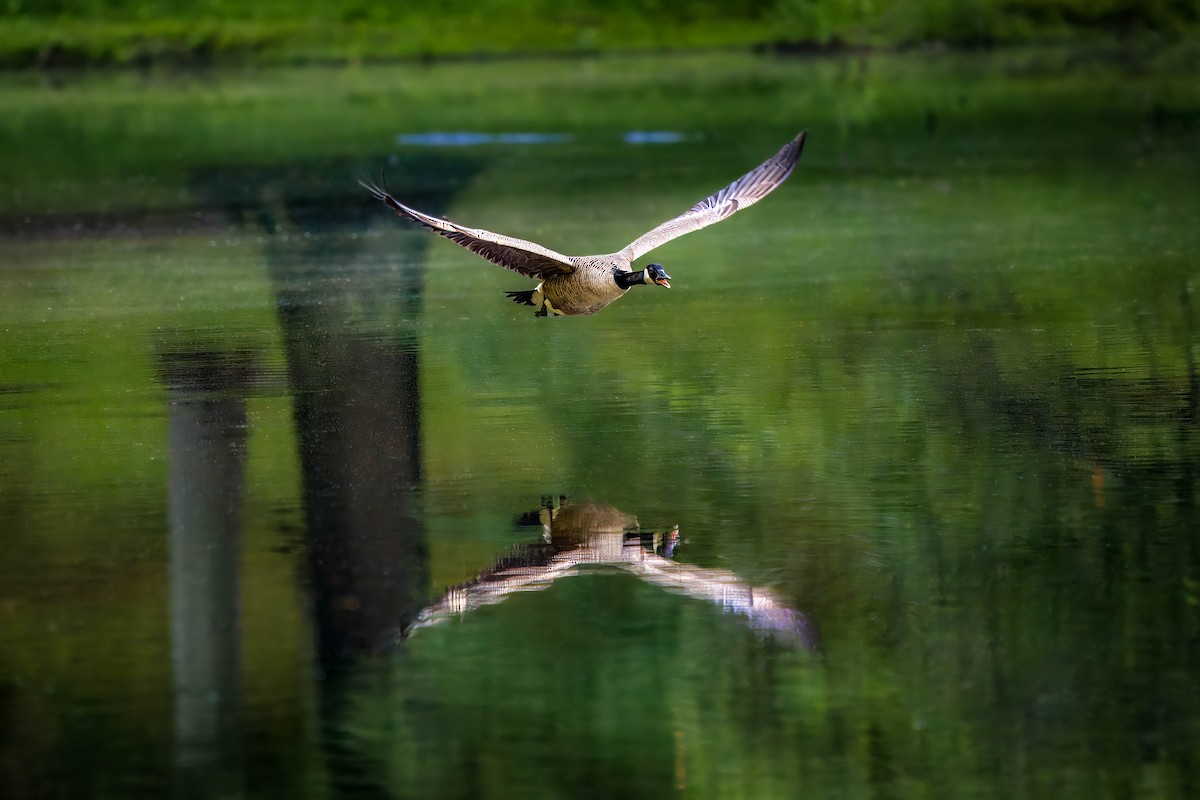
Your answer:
[361,131,807,317]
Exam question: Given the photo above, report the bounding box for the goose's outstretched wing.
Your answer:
[361,181,576,279]
[620,130,807,262]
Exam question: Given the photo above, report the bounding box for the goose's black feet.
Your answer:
[535,305,548,317]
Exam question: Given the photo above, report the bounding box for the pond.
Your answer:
[1,49,1199,799]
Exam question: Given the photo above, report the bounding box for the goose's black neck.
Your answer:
[614,269,645,290]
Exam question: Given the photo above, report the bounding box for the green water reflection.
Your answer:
[1,49,1199,799]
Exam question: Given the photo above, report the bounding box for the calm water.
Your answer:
[1,50,1199,799]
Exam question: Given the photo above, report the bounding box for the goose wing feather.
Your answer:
[620,130,806,262]
[361,181,576,279]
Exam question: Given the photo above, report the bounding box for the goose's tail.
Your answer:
[505,290,537,306]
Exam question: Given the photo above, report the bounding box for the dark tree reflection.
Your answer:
[192,155,481,798]
[159,350,252,800]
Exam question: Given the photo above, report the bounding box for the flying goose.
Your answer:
[361,130,807,317]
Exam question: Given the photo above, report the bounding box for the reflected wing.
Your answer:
[620,130,807,262]
[631,554,821,650]
[361,181,576,279]
[406,544,588,635]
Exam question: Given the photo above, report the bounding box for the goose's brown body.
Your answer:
[362,131,807,317]
[535,256,632,317]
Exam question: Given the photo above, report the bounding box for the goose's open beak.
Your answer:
[654,273,672,288]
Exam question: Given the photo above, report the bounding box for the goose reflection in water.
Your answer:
[408,496,819,650]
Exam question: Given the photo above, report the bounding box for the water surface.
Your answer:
[1,49,1199,799]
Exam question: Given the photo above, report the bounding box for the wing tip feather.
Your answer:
[358,178,390,201]
[779,129,808,170]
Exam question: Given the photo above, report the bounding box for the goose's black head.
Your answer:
[645,264,671,288]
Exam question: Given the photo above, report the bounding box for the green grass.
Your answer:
[2,0,1199,68]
